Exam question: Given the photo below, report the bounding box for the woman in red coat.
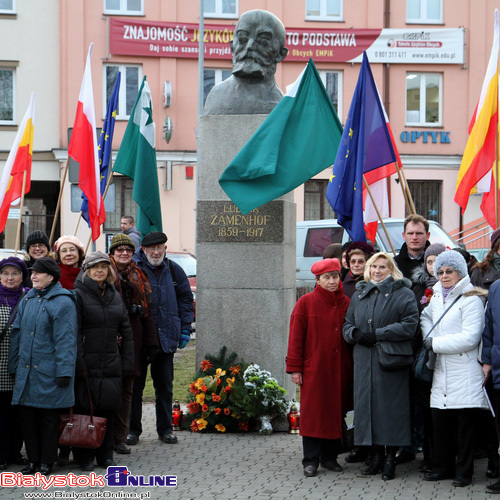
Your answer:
[286,258,352,478]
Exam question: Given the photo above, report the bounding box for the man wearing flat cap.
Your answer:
[128,232,194,445]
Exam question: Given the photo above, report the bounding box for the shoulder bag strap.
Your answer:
[0,290,25,343]
[423,294,462,339]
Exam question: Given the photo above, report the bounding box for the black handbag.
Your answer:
[412,294,462,382]
[377,340,414,371]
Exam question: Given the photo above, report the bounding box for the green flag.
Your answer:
[219,59,343,215]
[113,76,162,237]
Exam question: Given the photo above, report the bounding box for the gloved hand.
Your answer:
[357,331,377,347]
[179,331,191,349]
[145,345,159,364]
[56,376,72,388]
[351,328,360,343]
[423,336,433,351]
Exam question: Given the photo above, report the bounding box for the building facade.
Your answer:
[1,0,498,252]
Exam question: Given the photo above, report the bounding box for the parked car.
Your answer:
[296,218,458,293]
[167,252,196,322]
[0,249,28,260]
[467,248,489,263]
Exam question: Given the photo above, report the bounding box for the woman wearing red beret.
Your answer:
[286,258,353,477]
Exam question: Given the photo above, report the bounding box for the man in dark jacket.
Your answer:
[120,216,141,250]
[128,232,194,445]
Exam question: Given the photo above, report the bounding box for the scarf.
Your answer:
[110,256,151,315]
[370,275,392,286]
[442,283,457,302]
[0,283,28,310]
[59,263,81,290]
[493,253,500,273]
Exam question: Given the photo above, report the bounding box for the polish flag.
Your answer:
[0,93,35,232]
[362,88,399,244]
[68,43,105,241]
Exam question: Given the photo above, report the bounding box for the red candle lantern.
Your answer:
[172,400,183,430]
[287,403,300,434]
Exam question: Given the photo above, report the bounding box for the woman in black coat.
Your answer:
[72,252,134,471]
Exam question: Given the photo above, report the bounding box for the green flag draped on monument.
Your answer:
[113,76,162,237]
[219,59,343,215]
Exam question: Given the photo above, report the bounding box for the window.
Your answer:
[306,0,342,21]
[203,68,232,105]
[0,0,15,13]
[104,177,137,231]
[406,0,442,24]
[406,73,441,126]
[408,180,441,223]
[0,67,15,124]
[103,64,142,119]
[103,0,143,15]
[204,0,237,18]
[319,70,342,120]
[304,180,336,220]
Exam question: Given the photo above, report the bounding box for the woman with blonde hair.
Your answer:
[343,252,419,481]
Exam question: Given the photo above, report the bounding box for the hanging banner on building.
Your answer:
[109,18,464,64]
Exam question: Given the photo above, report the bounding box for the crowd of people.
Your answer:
[0,216,194,476]
[287,214,500,493]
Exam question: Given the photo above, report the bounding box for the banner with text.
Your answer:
[109,18,464,64]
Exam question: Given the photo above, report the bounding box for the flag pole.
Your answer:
[74,212,83,236]
[496,55,499,228]
[393,160,411,213]
[14,169,28,257]
[363,176,396,255]
[49,159,70,248]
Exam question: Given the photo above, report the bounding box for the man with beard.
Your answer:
[127,232,193,446]
[204,9,288,115]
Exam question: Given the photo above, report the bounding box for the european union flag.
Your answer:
[326,52,396,242]
[80,72,121,225]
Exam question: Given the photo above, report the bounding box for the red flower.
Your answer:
[212,393,221,402]
[214,408,222,415]
[200,359,213,372]
[229,365,241,375]
[224,386,232,394]
[224,408,231,415]
[238,421,249,431]
[189,382,199,395]
[216,378,222,386]
[190,420,199,432]
[201,385,208,393]
[187,402,201,414]
[202,404,209,412]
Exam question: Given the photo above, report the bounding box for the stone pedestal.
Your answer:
[196,114,295,396]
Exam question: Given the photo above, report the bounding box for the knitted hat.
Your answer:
[29,256,61,281]
[82,251,111,272]
[491,228,500,249]
[345,241,375,269]
[0,256,29,282]
[53,235,85,259]
[433,250,468,279]
[25,230,50,252]
[141,231,167,247]
[424,243,446,262]
[311,258,341,276]
[109,233,135,254]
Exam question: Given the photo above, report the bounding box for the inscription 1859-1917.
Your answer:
[197,200,284,243]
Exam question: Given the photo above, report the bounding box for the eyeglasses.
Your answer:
[115,247,134,254]
[30,244,47,249]
[437,269,456,276]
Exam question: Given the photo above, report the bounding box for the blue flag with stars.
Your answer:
[326,52,396,242]
[80,72,121,225]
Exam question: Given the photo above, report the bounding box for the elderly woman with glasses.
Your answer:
[286,258,352,478]
[421,250,488,488]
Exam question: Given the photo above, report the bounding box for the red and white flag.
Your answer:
[0,92,35,232]
[68,43,105,241]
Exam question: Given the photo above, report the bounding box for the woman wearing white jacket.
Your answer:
[420,250,488,488]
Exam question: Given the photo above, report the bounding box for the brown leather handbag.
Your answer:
[59,380,107,449]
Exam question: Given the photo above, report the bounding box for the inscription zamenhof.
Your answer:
[197,200,284,243]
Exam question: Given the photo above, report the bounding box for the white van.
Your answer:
[296,218,458,292]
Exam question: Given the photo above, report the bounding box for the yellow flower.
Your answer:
[215,368,226,377]
[197,418,208,430]
[194,377,204,390]
[195,392,205,404]
[215,424,226,433]
[226,376,235,387]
